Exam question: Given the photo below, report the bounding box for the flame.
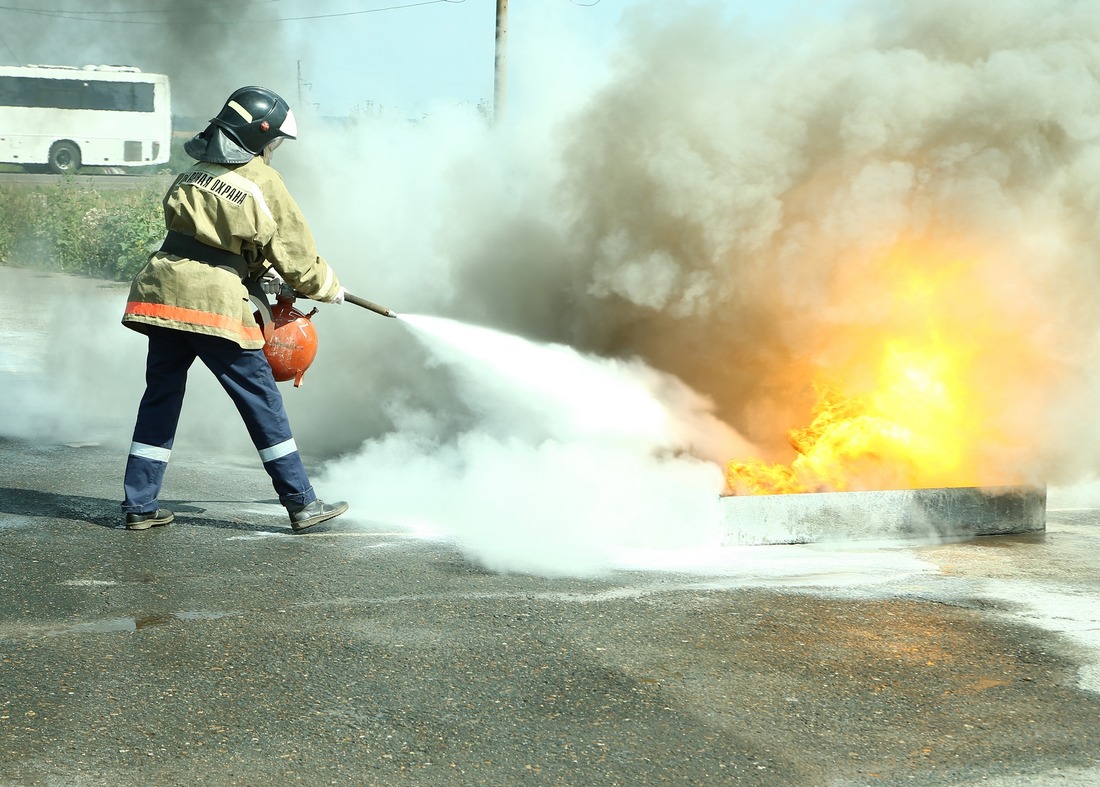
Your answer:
[726,240,1041,495]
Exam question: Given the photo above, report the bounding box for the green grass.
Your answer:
[0,136,194,280]
[0,178,166,281]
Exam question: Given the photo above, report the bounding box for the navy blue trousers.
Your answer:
[122,326,316,514]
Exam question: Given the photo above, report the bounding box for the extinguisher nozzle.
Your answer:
[345,293,398,318]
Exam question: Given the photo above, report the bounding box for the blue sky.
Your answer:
[0,0,848,118]
[279,0,849,116]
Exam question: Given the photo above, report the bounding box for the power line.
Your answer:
[0,0,464,25]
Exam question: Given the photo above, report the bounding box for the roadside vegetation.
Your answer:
[0,136,190,281]
[0,177,167,281]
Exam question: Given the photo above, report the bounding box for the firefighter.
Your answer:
[120,85,348,533]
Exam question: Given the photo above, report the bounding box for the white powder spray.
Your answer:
[319,313,750,577]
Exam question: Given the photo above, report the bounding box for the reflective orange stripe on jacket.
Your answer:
[124,301,264,344]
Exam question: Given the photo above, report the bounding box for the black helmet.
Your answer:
[208,86,297,156]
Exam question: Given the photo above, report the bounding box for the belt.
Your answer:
[158,230,274,340]
[159,230,248,279]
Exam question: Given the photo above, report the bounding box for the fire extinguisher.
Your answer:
[256,279,397,388]
[263,292,319,387]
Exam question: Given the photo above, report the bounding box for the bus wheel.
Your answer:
[48,142,81,174]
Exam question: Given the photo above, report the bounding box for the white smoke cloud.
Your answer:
[317,315,734,578]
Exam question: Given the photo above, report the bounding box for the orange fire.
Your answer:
[726,240,1042,495]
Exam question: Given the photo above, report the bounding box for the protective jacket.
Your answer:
[122,157,341,349]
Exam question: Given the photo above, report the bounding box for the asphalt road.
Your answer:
[1,266,1098,785]
[1,442,1099,787]
[0,171,167,189]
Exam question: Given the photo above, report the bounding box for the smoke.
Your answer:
[529,0,1100,484]
[0,1,296,118]
[7,0,1100,571]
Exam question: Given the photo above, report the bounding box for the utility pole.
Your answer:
[494,0,508,122]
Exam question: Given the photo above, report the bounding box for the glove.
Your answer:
[326,286,347,305]
[258,268,285,295]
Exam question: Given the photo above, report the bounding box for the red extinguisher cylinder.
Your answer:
[261,298,319,387]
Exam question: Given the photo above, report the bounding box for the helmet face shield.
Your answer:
[280,108,298,140]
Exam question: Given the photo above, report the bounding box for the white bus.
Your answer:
[0,64,171,174]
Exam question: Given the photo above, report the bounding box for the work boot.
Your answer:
[288,499,348,533]
[125,509,174,530]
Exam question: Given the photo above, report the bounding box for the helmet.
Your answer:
[261,297,318,387]
[209,86,298,157]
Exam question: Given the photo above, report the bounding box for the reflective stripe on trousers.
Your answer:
[122,325,316,514]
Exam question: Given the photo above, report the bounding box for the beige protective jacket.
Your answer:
[122,157,341,349]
